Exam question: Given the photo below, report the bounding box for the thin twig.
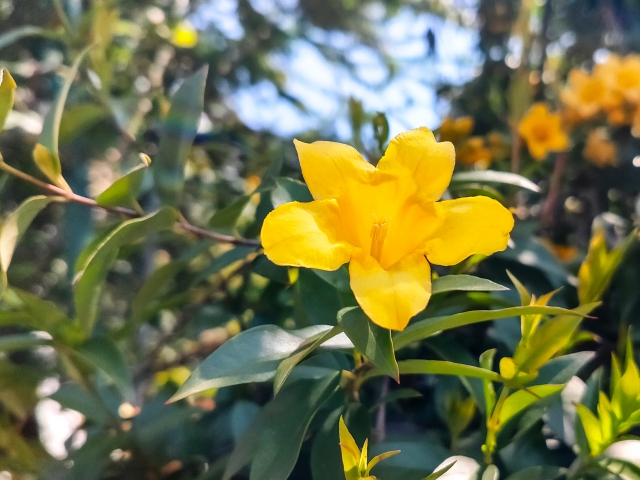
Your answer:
[0,159,261,247]
[540,151,566,228]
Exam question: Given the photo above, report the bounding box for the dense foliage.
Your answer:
[1,1,640,480]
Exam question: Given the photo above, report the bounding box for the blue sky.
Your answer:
[193,0,482,140]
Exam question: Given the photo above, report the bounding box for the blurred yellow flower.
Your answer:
[457,136,492,167]
[260,128,514,330]
[583,128,617,167]
[438,116,474,144]
[541,239,579,263]
[171,21,199,48]
[599,54,640,105]
[518,103,569,161]
[486,132,510,161]
[561,69,608,119]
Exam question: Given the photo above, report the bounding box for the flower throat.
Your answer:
[370,215,389,263]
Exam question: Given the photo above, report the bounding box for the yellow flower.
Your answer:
[438,116,474,144]
[457,136,493,167]
[560,69,609,119]
[583,128,617,167]
[170,21,198,49]
[518,103,569,161]
[486,132,510,162]
[598,54,640,105]
[260,128,514,330]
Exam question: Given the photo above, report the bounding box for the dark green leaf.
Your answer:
[0,26,57,51]
[0,196,59,298]
[531,352,595,386]
[504,465,566,480]
[153,67,208,206]
[270,177,313,206]
[432,275,509,295]
[250,374,340,480]
[0,333,50,351]
[75,336,135,402]
[169,325,352,402]
[208,194,252,231]
[297,268,343,325]
[73,207,177,335]
[424,461,456,480]
[338,306,399,380]
[273,325,342,393]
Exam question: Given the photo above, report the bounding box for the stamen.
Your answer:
[370,216,389,263]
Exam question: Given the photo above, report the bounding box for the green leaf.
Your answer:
[450,170,539,192]
[371,388,423,409]
[0,68,16,132]
[49,384,109,425]
[367,360,501,382]
[296,268,343,325]
[394,305,594,350]
[37,45,92,190]
[96,156,149,209]
[0,333,50,351]
[153,67,208,206]
[424,461,457,480]
[313,267,350,291]
[249,374,340,480]
[192,245,257,284]
[208,194,252,231]
[270,177,313,207]
[73,207,177,335]
[503,466,566,480]
[499,385,564,425]
[515,302,600,373]
[576,403,604,456]
[432,275,509,295]
[531,351,595,386]
[273,325,343,393]
[0,26,57,51]
[506,270,531,306]
[75,336,135,402]
[169,325,352,402]
[0,196,59,298]
[338,307,399,381]
[480,349,497,423]
[0,288,72,336]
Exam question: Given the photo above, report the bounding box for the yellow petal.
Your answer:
[339,416,361,477]
[261,200,355,270]
[349,252,431,331]
[424,197,514,266]
[294,139,375,201]
[377,127,455,202]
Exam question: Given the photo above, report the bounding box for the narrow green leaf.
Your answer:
[480,349,497,423]
[208,194,252,231]
[273,325,343,394]
[96,156,149,209]
[499,385,564,425]
[153,67,208,206]
[0,196,59,298]
[366,360,501,382]
[37,45,92,189]
[169,325,352,402]
[250,374,340,480]
[130,260,186,324]
[0,333,50,351]
[0,68,17,131]
[506,270,531,306]
[450,170,540,192]
[432,275,509,295]
[75,336,135,402]
[424,461,457,480]
[394,305,595,350]
[338,307,399,381]
[0,26,56,51]
[73,207,177,335]
[576,403,604,456]
[516,302,600,372]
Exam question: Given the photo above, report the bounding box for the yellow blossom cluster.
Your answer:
[436,116,509,168]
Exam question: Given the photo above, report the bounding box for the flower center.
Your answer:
[370,215,389,264]
[532,124,550,142]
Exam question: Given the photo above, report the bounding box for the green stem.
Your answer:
[483,386,510,464]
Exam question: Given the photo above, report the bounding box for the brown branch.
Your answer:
[0,159,261,247]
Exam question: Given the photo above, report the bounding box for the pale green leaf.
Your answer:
[432,275,509,295]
